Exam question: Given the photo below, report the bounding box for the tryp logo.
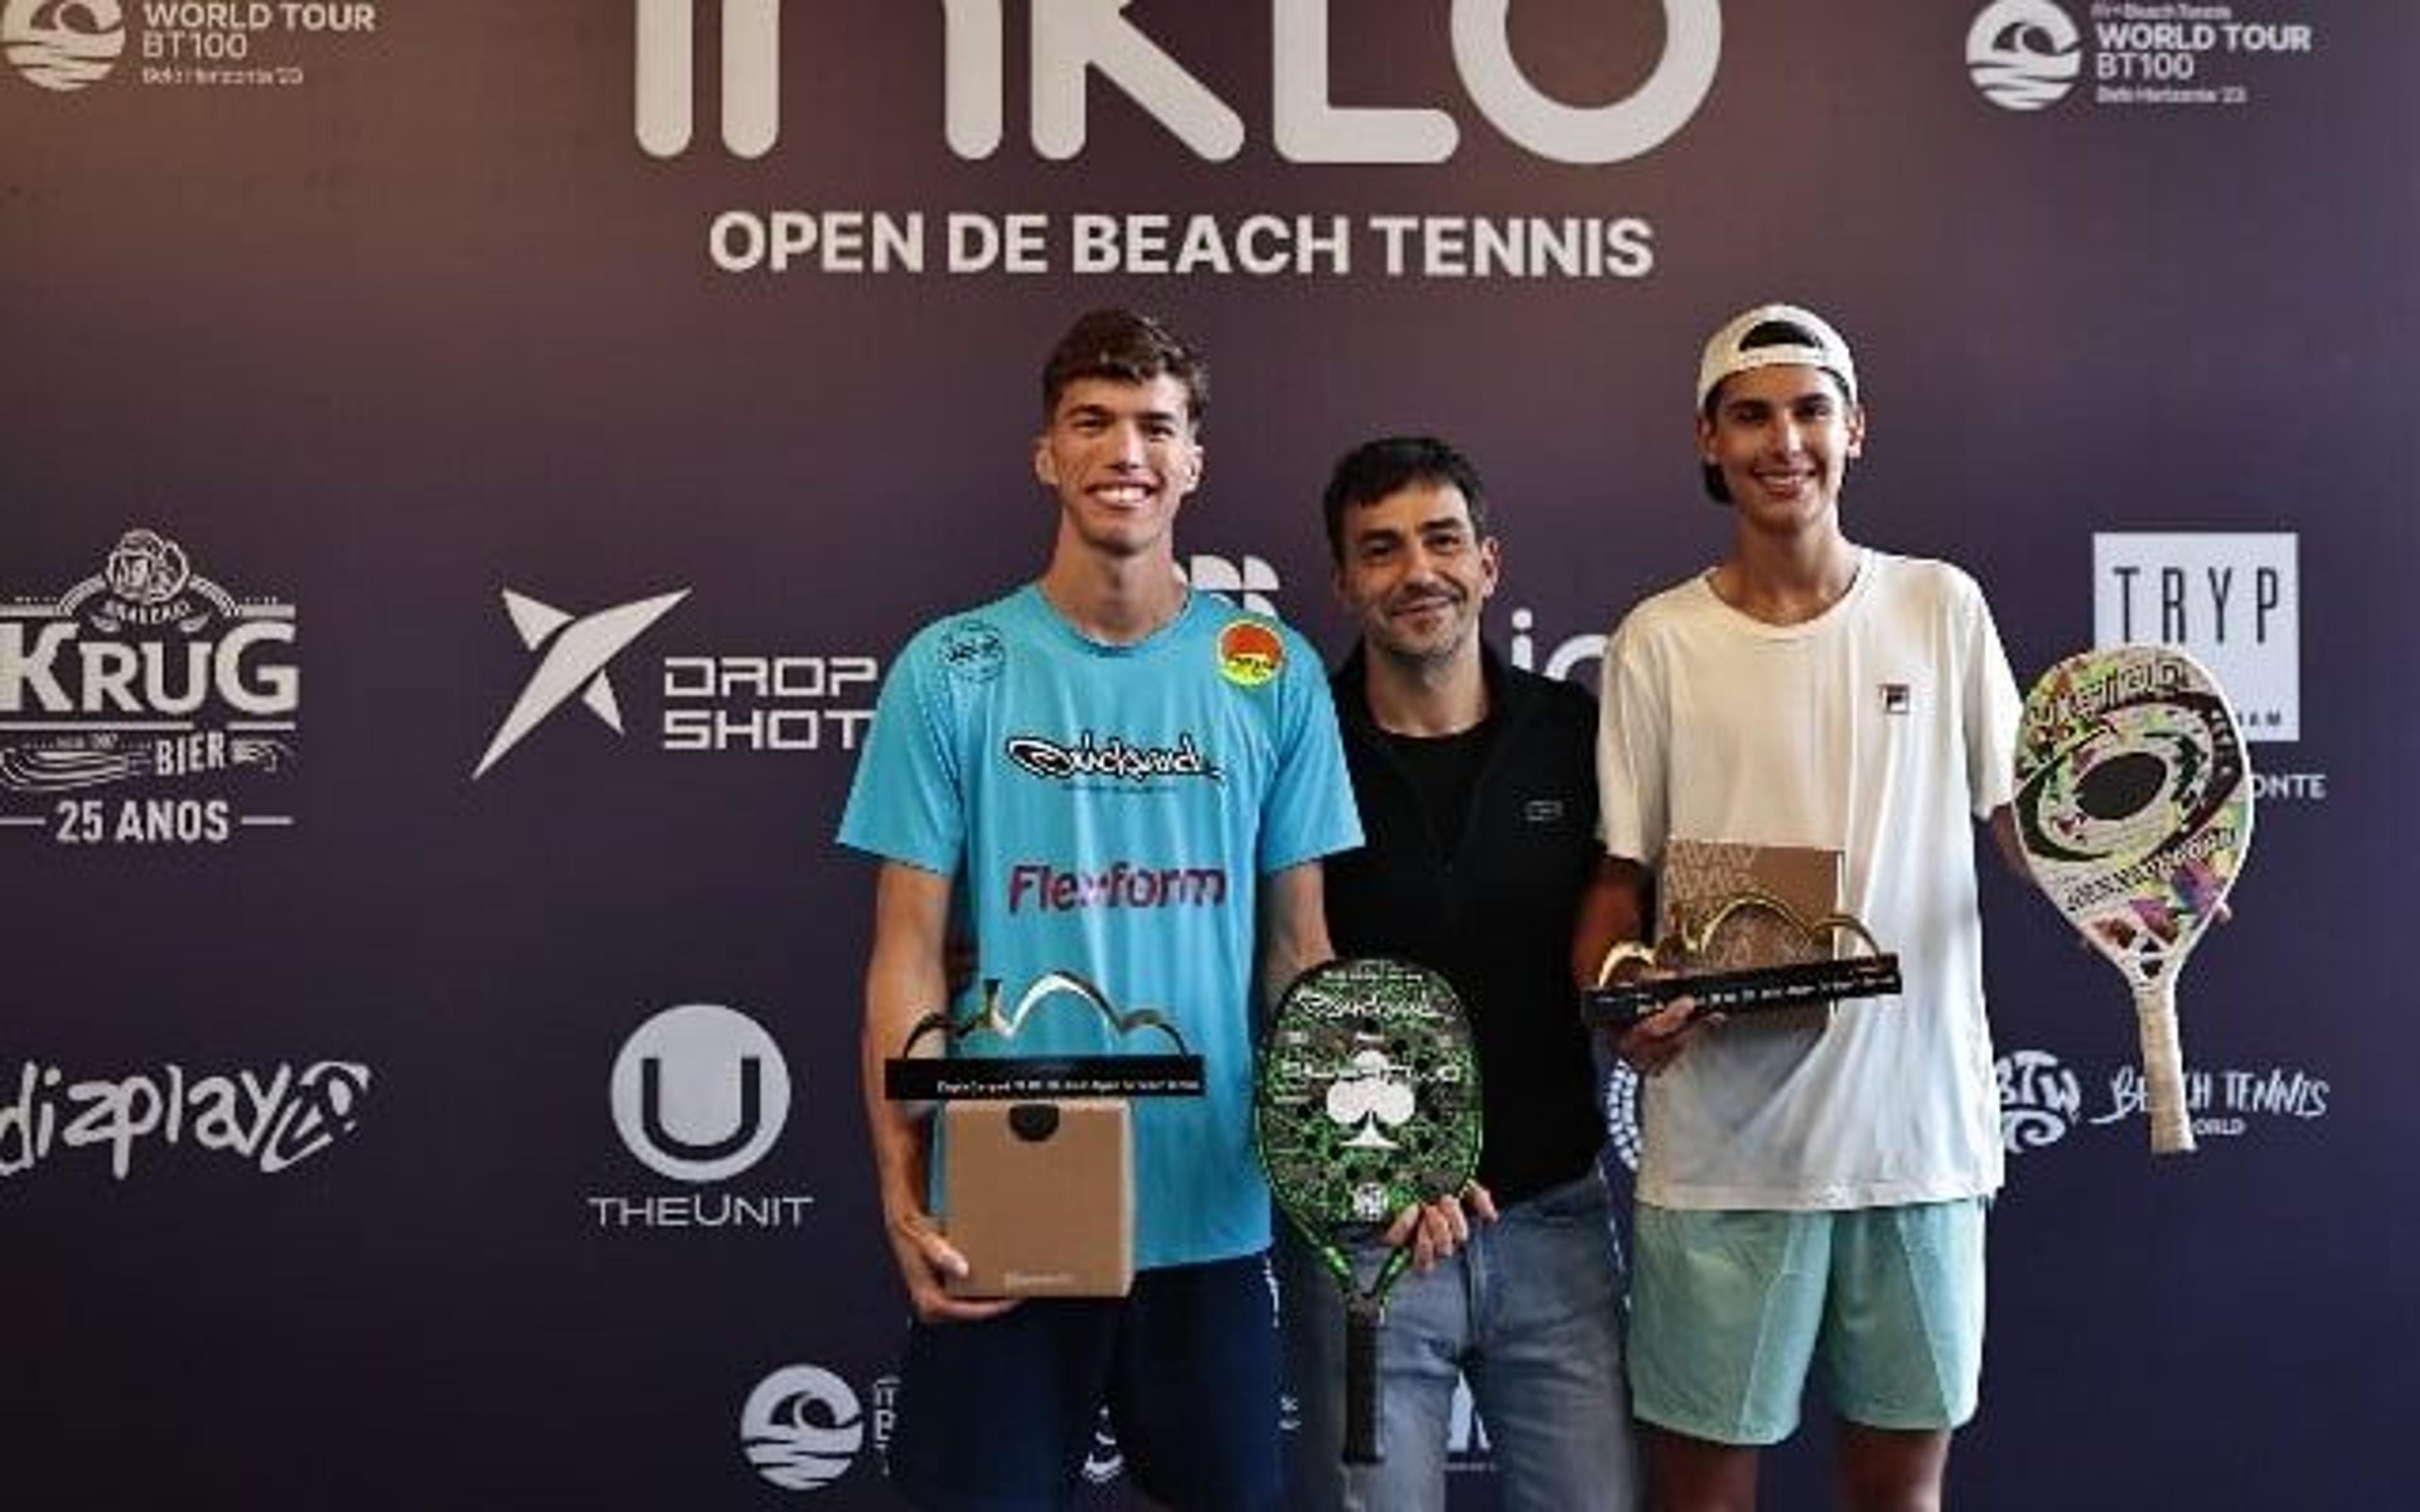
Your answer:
[608,1004,790,1184]
[2,528,299,845]
[635,0,1722,165]
[740,1364,866,1491]
[1182,553,1279,617]
[473,586,687,778]
[2092,532,2299,742]
[3,0,125,91]
[1967,0,2080,111]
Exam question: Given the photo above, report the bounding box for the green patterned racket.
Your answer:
[1255,957,1481,1464]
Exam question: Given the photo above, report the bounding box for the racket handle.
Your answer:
[2135,980,2197,1155]
[1342,1294,1383,1465]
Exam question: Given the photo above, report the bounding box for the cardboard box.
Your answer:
[1659,839,1847,1025]
[942,1098,1132,1298]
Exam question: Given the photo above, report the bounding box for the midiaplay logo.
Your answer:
[0,1056,369,1181]
[1966,0,2319,113]
[589,1003,813,1232]
[1998,1045,2328,1150]
[3,0,379,93]
[1,527,298,846]
[474,583,877,779]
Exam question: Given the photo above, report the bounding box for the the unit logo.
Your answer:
[2,528,299,845]
[591,1003,813,1232]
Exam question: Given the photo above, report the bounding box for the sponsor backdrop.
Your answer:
[3,2,2408,1506]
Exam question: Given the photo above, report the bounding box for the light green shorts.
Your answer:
[1628,1198,1986,1446]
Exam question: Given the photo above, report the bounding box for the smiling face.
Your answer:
[1332,480,1499,672]
[1696,362,1865,537]
[1032,374,1203,563]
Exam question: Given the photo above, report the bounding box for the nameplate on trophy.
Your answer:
[1583,840,1901,1028]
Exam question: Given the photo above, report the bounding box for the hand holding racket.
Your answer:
[1255,958,1482,1463]
[2012,646,2254,1154]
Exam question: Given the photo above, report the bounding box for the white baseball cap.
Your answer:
[1696,303,1858,411]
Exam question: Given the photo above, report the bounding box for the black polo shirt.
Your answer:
[1324,643,1608,1205]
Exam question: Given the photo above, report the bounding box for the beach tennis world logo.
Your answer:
[1967,0,2081,110]
[1,528,299,845]
[3,0,125,90]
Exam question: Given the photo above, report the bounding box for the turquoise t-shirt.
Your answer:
[838,584,1362,1267]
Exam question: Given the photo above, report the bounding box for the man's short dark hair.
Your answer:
[1321,435,1490,564]
[1040,307,1207,427]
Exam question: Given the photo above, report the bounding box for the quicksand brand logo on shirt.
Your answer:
[1003,731,1221,785]
[1006,861,1230,914]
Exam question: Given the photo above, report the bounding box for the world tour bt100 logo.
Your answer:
[1,528,297,845]
[741,1364,867,1492]
[3,0,124,89]
[4,0,381,92]
[1968,0,2318,113]
[633,0,1721,164]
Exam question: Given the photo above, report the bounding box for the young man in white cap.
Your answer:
[1576,302,2024,1511]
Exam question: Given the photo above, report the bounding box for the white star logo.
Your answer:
[473,587,688,779]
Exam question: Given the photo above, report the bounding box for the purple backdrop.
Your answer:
[4,2,2409,1506]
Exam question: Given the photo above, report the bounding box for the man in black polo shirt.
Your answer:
[1279,435,1640,1509]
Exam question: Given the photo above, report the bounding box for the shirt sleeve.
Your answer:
[1596,607,1668,867]
[1957,571,2024,818]
[1254,625,1363,875]
[835,626,965,874]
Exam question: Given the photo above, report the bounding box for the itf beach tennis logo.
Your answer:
[740,1364,867,1491]
[1,528,298,845]
[1967,0,2082,110]
[3,0,125,89]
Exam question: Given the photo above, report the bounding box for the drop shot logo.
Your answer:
[3,0,123,90]
[740,1364,866,1492]
[475,586,688,778]
[635,0,1722,164]
[1967,0,2081,111]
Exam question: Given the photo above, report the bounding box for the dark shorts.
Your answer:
[887,1252,1282,1511]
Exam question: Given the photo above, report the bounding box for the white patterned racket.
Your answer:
[2012,645,2253,1154]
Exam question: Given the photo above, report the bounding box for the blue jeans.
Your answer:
[1278,1171,1642,1511]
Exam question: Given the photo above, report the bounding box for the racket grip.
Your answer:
[2135,982,2197,1155]
[1342,1294,1382,1465]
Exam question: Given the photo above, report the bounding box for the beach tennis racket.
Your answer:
[1255,958,1481,1464]
[2013,645,2254,1154]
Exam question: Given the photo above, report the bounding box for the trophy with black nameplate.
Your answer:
[1582,840,1902,1028]
[884,970,1204,1299]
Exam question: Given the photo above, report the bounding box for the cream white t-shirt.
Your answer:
[1598,550,2022,1210]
